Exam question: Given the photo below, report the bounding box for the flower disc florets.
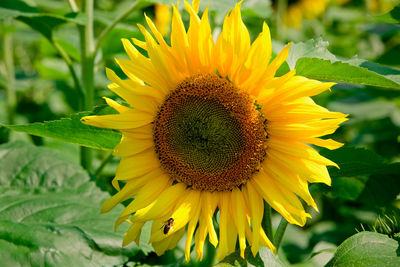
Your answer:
[153,73,268,192]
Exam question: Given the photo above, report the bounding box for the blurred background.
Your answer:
[0,0,399,266]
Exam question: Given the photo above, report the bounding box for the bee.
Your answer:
[161,218,174,235]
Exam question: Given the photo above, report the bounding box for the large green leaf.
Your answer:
[358,174,400,208]
[0,141,147,266]
[326,232,400,267]
[321,146,400,178]
[1,109,121,151]
[287,39,400,90]
[0,0,85,41]
[0,0,37,19]
[320,147,400,205]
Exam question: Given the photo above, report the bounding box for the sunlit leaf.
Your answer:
[0,141,148,266]
[320,147,400,205]
[326,232,400,267]
[0,0,85,41]
[287,39,400,90]
[321,146,400,178]
[1,107,121,151]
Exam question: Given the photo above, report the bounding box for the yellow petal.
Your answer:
[170,3,190,73]
[115,149,160,180]
[116,57,169,94]
[231,188,247,258]
[268,117,348,139]
[153,227,186,256]
[217,192,238,260]
[131,183,187,223]
[113,133,153,157]
[263,42,292,80]
[305,137,344,150]
[101,177,148,213]
[105,67,163,99]
[241,22,272,93]
[263,157,318,210]
[122,222,144,246]
[137,24,176,90]
[120,173,170,217]
[244,182,263,256]
[81,111,153,130]
[203,192,219,247]
[185,200,201,262]
[252,173,310,226]
[103,97,131,113]
[150,189,201,243]
[194,217,208,260]
[268,137,339,167]
[267,148,332,185]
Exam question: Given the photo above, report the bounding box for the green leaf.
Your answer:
[54,38,81,62]
[0,0,85,24]
[0,0,37,19]
[17,15,68,41]
[0,0,85,41]
[321,147,400,178]
[296,58,400,90]
[327,177,367,201]
[36,58,70,80]
[328,99,400,124]
[1,109,121,151]
[0,141,147,266]
[216,247,284,267]
[320,147,400,206]
[358,174,400,208]
[326,232,400,267]
[287,39,400,90]
[286,39,337,68]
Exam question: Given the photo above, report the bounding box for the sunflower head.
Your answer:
[153,73,268,192]
[82,0,347,261]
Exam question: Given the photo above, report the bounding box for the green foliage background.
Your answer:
[0,0,400,266]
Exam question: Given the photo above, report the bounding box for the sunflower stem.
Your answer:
[202,239,216,267]
[3,21,16,125]
[94,151,113,177]
[262,202,274,244]
[94,0,139,56]
[79,0,95,171]
[273,217,288,252]
[276,0,287,41]
[52,40,84,110]
[67,0,79,12]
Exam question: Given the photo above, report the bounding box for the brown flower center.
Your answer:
[153,73,267,192]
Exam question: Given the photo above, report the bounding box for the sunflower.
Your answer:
[81,0,347,261]
[279,0,329,28]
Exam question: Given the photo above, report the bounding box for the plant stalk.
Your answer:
[202,239,216,267]
[274,217,288,252]
[94,151,113,177]
[67,0,79,12]
[276,0,288,41]
[80,0,95,171]
[3,23,16,125]
[94,0,139,56]
[52,41,84,109]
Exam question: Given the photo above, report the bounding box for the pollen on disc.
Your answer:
[153,73,268,192]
